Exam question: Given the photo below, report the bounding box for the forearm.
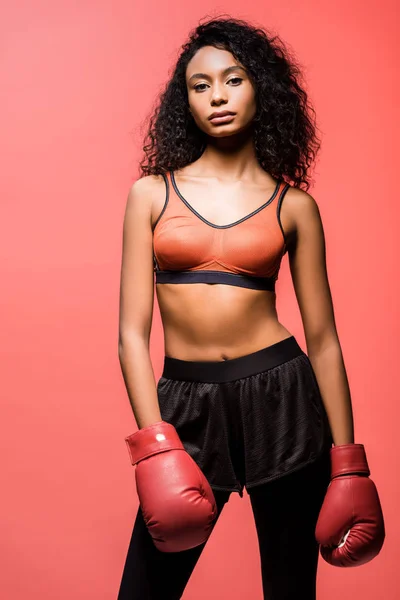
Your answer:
[118,336,162,430]
[307,342,355,446]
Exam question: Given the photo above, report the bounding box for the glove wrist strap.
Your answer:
[330,443,370,479]
[125,420,185,466]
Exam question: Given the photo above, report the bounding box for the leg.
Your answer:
[117,489,231,600]
[248,451,331,600]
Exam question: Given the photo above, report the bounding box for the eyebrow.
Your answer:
[188,65,247,82]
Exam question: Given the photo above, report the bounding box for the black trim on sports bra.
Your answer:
[276,183,290,249]
[170,171,282,229]
[152,172,170,232]
[155,270,276,291]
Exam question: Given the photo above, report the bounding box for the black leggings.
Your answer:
[117,449,331,600]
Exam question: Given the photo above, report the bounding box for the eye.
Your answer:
[193,77,243,92]
[228,77,243,85]
[193,83,208,92]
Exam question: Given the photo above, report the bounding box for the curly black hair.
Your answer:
[138,15,322,191]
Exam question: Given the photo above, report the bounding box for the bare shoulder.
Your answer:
[280,184,323,246]
[127,174,165,203]
[126,174,166,228]
[283,184,320,214]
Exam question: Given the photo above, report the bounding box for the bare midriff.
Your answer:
[155,282,293,361]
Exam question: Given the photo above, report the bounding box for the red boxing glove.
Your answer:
[315,443,385,567]
[125,420,217,553]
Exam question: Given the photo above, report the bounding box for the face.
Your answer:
[185,46,257,138]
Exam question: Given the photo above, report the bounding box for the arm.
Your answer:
[285,188,354,446]
[118,177,218,551]
[282,188,384,568]
[118,176,162,429]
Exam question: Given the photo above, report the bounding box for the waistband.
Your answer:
[161,335,305,383]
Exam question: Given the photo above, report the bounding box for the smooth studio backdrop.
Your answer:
[1,1,398,598]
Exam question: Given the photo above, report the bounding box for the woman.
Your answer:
[117,16,385,600]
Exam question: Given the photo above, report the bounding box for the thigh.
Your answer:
[117,489,231,600]
[248,451,331,600]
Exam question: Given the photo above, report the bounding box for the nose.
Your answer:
[210,82,228,105]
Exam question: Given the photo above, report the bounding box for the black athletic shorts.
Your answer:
[156,335,333,498]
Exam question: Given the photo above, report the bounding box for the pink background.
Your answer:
[1,1,398,598]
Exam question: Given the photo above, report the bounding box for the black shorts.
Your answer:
[156,335,333,498]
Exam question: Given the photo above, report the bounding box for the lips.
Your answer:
[208,111,236,120]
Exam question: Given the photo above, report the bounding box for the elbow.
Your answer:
[118,330,150,356]
[306,330,341,357]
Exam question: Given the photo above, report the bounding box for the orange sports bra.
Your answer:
[153,171,290,291]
